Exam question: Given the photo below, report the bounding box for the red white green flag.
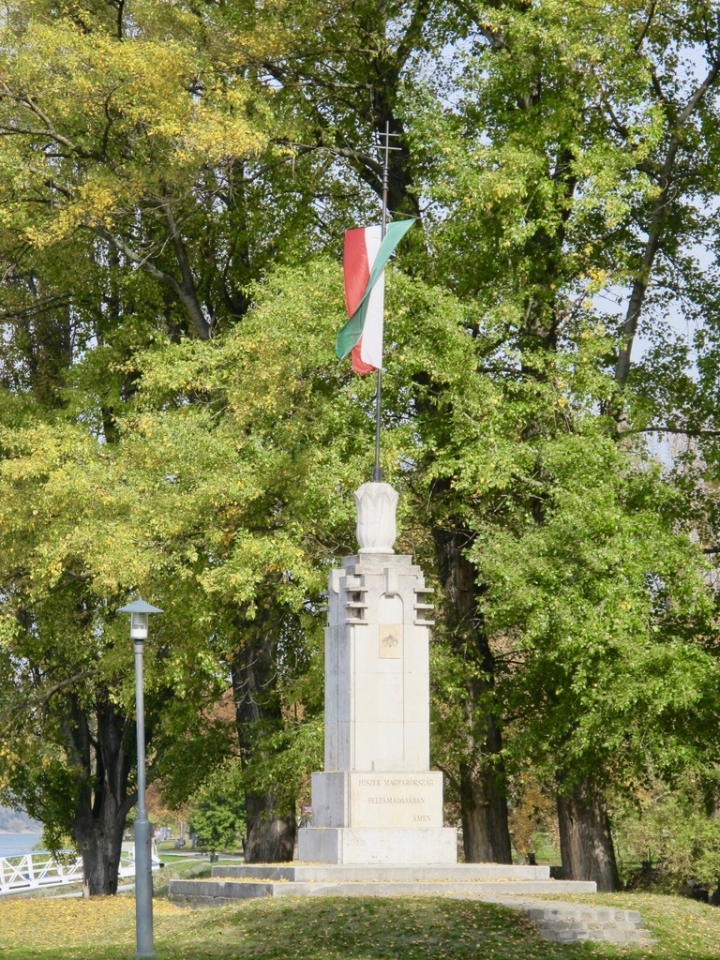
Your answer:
[336,219,414,373]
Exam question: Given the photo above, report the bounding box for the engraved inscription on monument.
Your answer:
[379,623,402,659]
[350,772,443,829]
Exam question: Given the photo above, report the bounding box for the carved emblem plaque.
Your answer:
[379,624,402,659]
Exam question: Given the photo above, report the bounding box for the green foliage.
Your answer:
[472,431,720,791]
[615,774,720,891]
[187,763,245,855]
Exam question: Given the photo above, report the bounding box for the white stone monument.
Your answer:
[298,482,457,864]
[169,484,598,898]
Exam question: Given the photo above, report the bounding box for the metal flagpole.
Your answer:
[372,121,392,483]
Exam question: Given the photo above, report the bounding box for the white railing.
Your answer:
[0,843,160,895]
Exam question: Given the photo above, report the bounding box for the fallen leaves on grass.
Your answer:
[2,892,720,960]
[0,896,181,959]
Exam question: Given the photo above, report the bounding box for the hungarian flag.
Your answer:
[335,218,414,373]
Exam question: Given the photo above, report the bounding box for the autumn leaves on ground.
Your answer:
[0,894,719,960]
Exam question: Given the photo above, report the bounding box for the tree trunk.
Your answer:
[74,784,128,897]
[433,526,512,864]
[557,778,619,891]
[244,793,296,863]
[459,759,512,862]
[65,693,134,896]
[232,616,297,863]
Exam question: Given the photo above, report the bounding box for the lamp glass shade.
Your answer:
[130,612,149,640]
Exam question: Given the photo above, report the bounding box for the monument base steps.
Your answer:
[168,866,658,945]
[167,862,597,905]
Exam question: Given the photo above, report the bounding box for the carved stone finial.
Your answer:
[354,482,398,553]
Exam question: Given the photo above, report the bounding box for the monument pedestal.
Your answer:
[298,826,456,865]
[299,767,456,863]
[298,486,456,864]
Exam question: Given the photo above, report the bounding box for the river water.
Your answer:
[0,833,43,857]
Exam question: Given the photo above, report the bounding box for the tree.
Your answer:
[0,0,303,886]
[0,402,235,892]
[394,0,720,879]
[470,428,720,887]
[0,0,297,338]
[114,259,382,860]
[187,764,245,859]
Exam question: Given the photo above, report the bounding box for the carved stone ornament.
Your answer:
[354,482,398,553]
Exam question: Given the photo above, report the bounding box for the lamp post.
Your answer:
[118,598,163,959]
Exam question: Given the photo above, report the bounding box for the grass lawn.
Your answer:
[0,892,718,960]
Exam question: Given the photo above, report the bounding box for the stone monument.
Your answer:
[168,481,599,900]
[297,482,457,864]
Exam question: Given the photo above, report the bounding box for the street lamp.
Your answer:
[118,597,163,959]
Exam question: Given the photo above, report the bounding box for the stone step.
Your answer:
[494,899,656,946]
[211,863,553,883]
[168,877,597,905]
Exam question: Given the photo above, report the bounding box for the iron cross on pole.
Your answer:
[372,121,401,483]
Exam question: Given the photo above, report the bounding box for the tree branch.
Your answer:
[159,198,212,340]
[627,424,720,438]
[3,670,100,723]
[634,0,657,53]
[614,56,720,392]
[395,0,432,72]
